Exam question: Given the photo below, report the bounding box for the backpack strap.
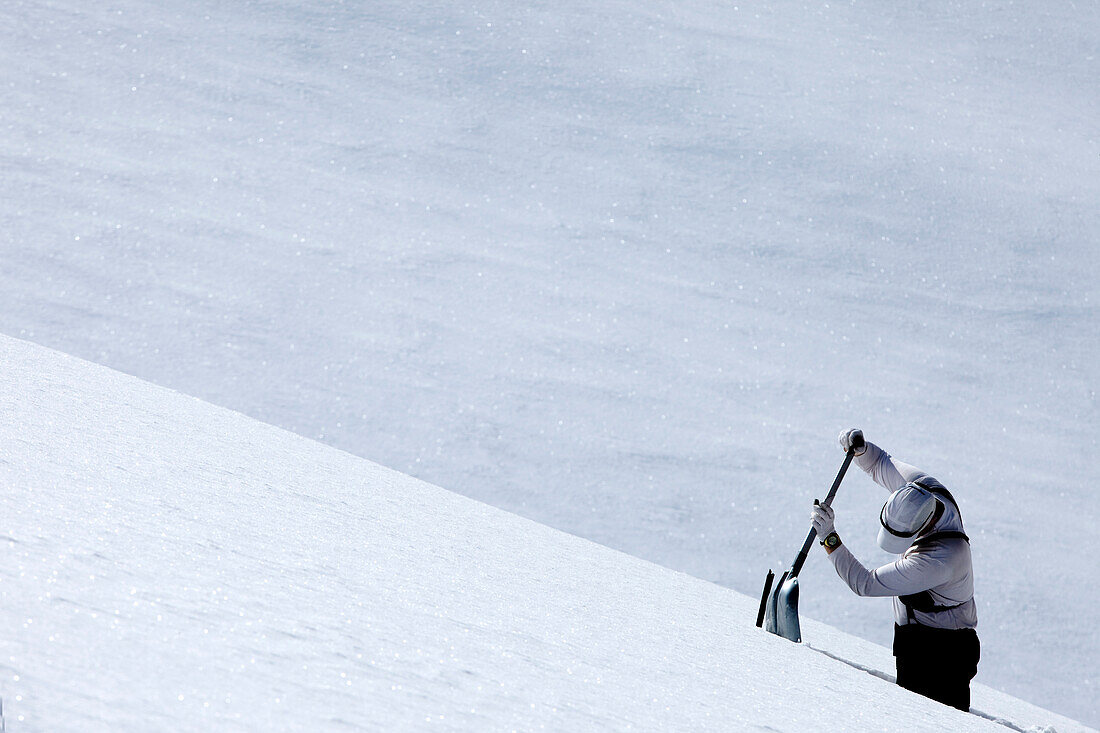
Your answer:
[911,530,970,549]
[912,478,961,514]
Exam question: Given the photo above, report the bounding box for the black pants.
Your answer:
[893,623,980,711]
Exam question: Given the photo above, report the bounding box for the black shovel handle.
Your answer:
[787,437,862,578]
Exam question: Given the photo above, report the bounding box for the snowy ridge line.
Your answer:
[0,334,1095,732]
[804,641,896,685]
[804,643,1050,733]
[796,613,1097,733]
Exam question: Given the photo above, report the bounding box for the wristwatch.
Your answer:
[821,532,841,550]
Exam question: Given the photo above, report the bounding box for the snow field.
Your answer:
[0,335,1093,732]
[1,0,1096,724]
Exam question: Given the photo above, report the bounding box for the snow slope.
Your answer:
[1,0,1097,724]
[0,334,1092,732]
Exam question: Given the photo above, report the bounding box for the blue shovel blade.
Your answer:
[764,573,802,643]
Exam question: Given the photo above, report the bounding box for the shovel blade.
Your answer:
[763,572,803,643]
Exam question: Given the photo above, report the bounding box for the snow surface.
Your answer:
[1,0,1098,725]
[0,334,1093,732]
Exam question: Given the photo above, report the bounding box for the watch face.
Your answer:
[825,534,839,547]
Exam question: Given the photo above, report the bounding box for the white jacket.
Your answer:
[827,441,978,630]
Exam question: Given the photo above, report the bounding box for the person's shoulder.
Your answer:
[905,532,970,557]
[912,474,945,490]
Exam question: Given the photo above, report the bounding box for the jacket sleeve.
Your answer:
[855,441,926,493]
[827,544,957,597]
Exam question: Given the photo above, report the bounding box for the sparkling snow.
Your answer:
[0,0,1096,726]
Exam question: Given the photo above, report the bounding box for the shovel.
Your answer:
[756,434,863,642]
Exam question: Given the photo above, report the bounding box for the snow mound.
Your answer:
[0,335,1091,732]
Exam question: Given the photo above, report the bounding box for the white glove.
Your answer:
[811,500,835,537]
[838,428,867,456]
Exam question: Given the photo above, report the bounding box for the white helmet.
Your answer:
[877,483,940,554]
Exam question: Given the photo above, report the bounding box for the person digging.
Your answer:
[811,429,980,711]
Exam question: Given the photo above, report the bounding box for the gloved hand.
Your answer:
[811,499,835,537]
[838,428,866,456]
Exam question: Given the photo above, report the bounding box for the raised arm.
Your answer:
[839,429,925,493]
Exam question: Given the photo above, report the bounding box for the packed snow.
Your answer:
[1,0,1097,726]
[0,334,1092,732]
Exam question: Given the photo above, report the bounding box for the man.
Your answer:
[811,428,980,711]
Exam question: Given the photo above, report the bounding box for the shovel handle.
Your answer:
[756,569,775,628]
[788,445,858,578]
